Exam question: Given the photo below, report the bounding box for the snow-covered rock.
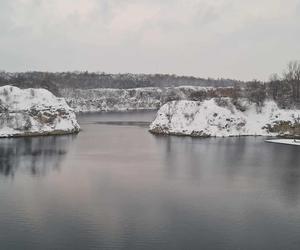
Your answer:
[0,85,80,137]
[60,87,163,112]
[149,98,300,137]
[59,86,225,113]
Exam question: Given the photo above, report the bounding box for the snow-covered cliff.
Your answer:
[149,98,300,137]
[60,86,224,112]
[0,86,80,137]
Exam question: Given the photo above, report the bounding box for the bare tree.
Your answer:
[245,80,266,107]
[283,61,300,104]
[268,73,281,100]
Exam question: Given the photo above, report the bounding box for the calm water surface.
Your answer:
[0,111,300,250]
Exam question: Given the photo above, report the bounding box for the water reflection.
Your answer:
[155,135,300,205]
[276,146,300,205]
[0,135,76,177]
[160,136,204,180]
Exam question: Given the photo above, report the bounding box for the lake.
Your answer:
[0,111,300,250]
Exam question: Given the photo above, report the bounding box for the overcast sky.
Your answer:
[0,0,300,80]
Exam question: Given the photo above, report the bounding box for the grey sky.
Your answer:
[0,0,299,80]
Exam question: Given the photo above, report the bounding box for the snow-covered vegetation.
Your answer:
[149,98,300,138]
[0,86,80,137]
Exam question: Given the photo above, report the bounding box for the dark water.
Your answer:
[1,111,300,250]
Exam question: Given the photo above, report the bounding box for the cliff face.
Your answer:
[60,86,234,112]
[60,87,163,112]
[149,98,300,138]
[0,86,80,137]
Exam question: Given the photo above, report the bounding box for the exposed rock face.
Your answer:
[0,86,80,138]
[149,98,300,138]
[60,87,163,112]
[60,86,234,113]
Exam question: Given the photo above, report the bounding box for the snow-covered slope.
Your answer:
[149,98,300,137]
[0,86,80,137]
[59,86,221,112]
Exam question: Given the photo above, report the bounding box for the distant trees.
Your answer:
[283,61,300,104]
[239,60,300,109]
[268,73,281,101]
[245,80,266,107]
[264,60,300,108]
[0,71,240,93]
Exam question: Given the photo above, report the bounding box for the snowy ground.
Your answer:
[0,85,80,137]
[149,98,300,137]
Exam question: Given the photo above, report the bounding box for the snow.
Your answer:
[0,86,67,111]
[266,139,300,146]
[149,98,300,137]
[0,85,80,137]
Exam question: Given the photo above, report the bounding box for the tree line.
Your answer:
[237,61,300,108]
[0,71,240,96]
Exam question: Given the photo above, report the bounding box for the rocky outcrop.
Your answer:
[149,98,300,138]
[60,86,234,113]
[0,86,80,138]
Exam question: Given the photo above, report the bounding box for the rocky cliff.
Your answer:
[0,86,80,137]
[149,98,300,138]
[60,86,234,112]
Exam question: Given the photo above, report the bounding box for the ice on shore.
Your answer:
[266,139,300,146]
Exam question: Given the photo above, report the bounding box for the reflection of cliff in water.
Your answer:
[0,135,76,177]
